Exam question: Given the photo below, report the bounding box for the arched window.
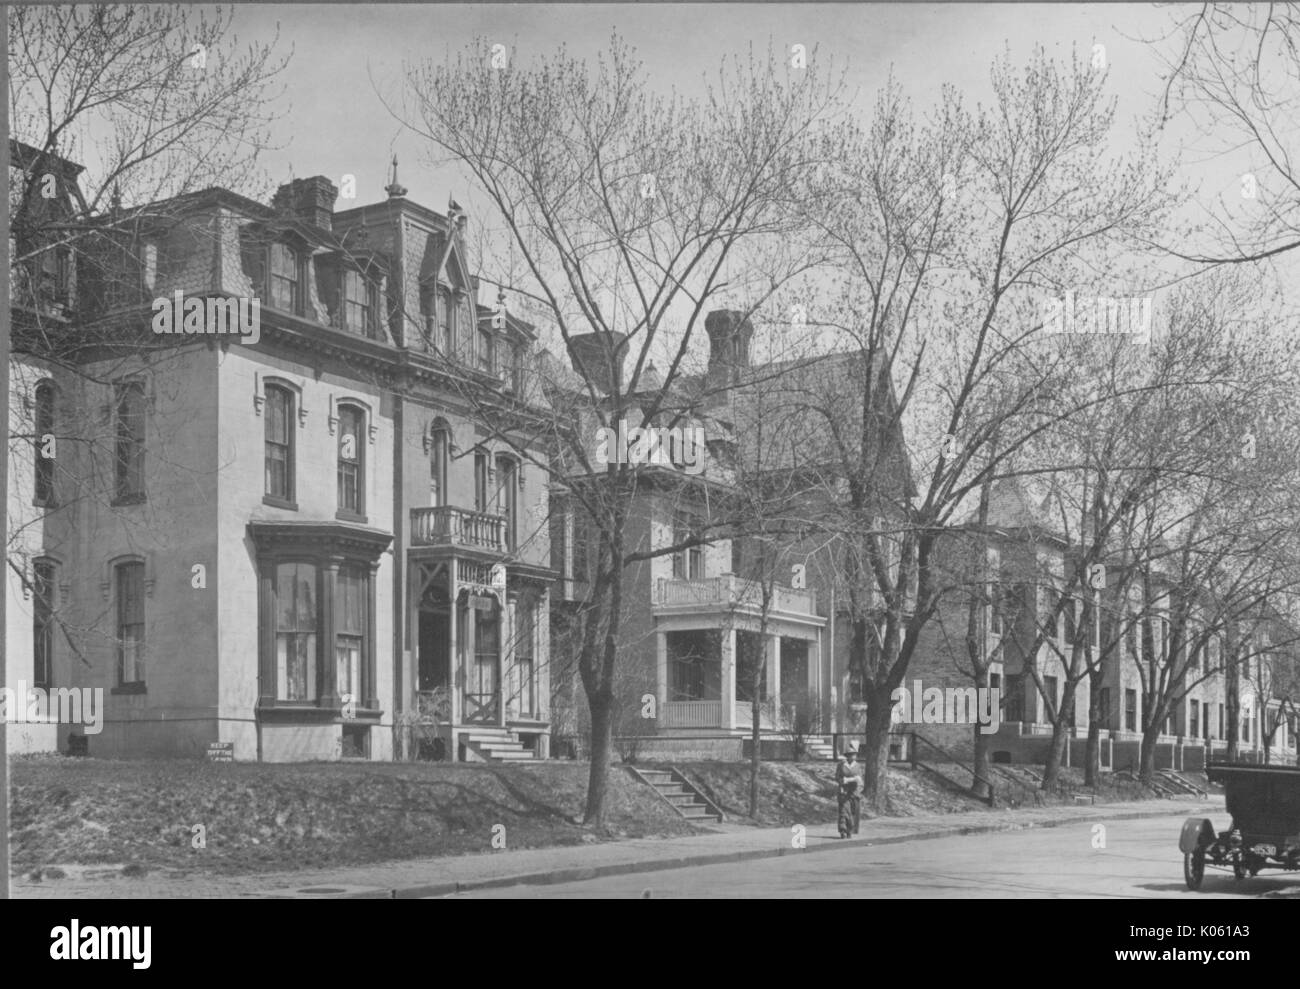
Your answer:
[33,557,57,690]
[429,422,450,508]
[115,559,146,687]
[442,287,456,354]
[496,454,518,550]
[337,404,365,517]
[34,379,56,506]
[473,449,489,513]
[114,379,146,503]
[264,384,295,503]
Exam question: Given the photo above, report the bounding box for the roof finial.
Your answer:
[385,154,407,198]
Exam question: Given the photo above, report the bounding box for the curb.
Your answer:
[354,800,1220,899]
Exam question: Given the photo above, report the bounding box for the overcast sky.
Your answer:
[232,3,1205,208]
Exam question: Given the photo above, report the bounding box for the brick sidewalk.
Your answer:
[12,795,1222,899]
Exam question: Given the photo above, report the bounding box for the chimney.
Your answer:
[272,176,339,231]
[705,309,754,384]
[568,332,629,394]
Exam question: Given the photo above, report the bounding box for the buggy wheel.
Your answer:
[1184,849,1205,891]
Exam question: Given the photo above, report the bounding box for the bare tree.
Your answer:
[1155,3,1300,266]
[811,49,1175,813]
[8,5,290,656]
[391,36,850,824]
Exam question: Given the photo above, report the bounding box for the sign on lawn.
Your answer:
[206,741,234,762]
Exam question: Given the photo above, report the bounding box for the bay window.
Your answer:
[276,562,318,701]
[336,565,366,706]
[252,521,390,720]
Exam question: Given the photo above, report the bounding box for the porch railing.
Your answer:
[410,506,505,551]
[654,575,817,615]
[660,700,724,728]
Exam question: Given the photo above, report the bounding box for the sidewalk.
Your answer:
[12,795,1222,899]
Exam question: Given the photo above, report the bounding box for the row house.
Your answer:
[546,312,914,757]
[907,479,1296,769]
[7,143,554,761]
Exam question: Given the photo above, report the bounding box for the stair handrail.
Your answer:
[669,765,726,822]
[910,729,1004,806]
[988,763,1039,807]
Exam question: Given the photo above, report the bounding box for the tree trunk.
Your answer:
[1138,724,1159,782]
[971,667,991,801]
[1041,678,1078,789]
[749,679,761,818]
[1084,673,1104,787]
[860,685,893,814]
[583,692,615,825]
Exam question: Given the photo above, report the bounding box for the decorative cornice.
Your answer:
[247,519,393,559]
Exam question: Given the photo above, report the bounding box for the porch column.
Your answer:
[538,588,551,724]
[656,631,668,716]
[497,592,508,727]
[722,629,736,730]
[808,631,822,731]
[407,564,420,714]
[448,561,460,727]
[766,634,781,726]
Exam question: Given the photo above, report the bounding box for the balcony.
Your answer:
[653,575,819,619]
[410,506,505,553]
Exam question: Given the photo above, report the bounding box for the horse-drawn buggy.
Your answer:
[1181,762,1300,890]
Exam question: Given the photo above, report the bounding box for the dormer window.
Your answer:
[419,282,457,355]
[342,268,378,338]
[510,342,525,392]
[478,324,496,374]
[439,287,454,353]
[269,242,302,314]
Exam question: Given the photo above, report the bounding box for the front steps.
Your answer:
[628,767,724,824]
[462,727,534,762]
[806,736,837,761]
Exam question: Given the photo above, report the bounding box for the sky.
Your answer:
[230,3,1199,210]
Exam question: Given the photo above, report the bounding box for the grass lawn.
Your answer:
[10,756,695,878]
[10,754,1168,878]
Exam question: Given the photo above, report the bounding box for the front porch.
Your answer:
[406,516,551,761]
[652,576,827,734]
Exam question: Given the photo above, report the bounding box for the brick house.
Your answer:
[903,478,1297,769]
[545,311,913,757]
[7,147,554,761]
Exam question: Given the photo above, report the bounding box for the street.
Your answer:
[449,813,1300,898]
